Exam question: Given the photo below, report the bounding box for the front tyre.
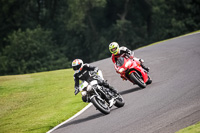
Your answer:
[114,94,125,108]
[91,96,110,115]
[130,72,146,88]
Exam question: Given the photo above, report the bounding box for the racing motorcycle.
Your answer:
[114,55,152,88]
[78,80,125,115]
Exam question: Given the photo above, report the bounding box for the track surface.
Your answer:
[52,33,200,133]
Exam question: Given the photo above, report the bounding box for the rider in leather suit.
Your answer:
[72,59,117,103]
[109,42,150,74]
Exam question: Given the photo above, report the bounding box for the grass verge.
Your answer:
[176,122,200,133]
[0,69,87,133]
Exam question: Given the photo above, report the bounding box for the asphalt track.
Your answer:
[51,33,200,133]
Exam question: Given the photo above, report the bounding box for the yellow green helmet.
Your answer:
[109,42,119,55]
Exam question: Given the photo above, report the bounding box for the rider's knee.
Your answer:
[82,96,90,102]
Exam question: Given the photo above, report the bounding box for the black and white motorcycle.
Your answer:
[79,80,125,114]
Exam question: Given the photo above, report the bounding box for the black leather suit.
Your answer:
[73,64,116,102]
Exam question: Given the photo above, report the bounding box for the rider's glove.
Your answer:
[74,88,79,95]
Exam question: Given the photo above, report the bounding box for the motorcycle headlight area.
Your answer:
[81,91,87,96]
[119,68,125,73]
[87,85,92,92]
[125,61,131,68]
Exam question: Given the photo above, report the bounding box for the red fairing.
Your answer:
[114,55,148,84]
[131,60,148,83]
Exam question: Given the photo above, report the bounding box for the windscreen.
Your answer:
[116,57,125,67]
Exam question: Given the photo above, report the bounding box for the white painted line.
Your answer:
[46,103,92,133]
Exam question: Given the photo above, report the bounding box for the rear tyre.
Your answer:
[114,94,125,108]
[130,72,146,88]
[91,96,110,115]
[146,75,152,85]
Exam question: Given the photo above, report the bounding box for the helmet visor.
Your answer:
[111,47,117,52]
[73,64,82,71]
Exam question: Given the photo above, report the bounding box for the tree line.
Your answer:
[0,0,199,75]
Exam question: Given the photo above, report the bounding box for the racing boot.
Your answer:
[139,59,150,72]
[109,98,115,108]
[102,80,118,94]
[109,85,118,94]
[82,95,91,103]
[106,84,119,97]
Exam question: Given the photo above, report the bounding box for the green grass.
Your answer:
[0,69,87,133]
[176,122,200,133]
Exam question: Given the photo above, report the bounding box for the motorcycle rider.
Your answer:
[109,42,150,76]
[72,59,117,106]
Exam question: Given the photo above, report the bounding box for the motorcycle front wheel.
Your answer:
[130,72,146,88]
[91,96,110,115]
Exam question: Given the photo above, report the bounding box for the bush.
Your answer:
[0,27,70,75]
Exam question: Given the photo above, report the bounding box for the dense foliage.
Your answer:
[0,0,200,75]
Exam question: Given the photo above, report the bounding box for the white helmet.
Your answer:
[72,59,83,72]
[109,42,119,55]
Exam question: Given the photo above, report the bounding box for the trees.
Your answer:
[0,0,199,75]
[151,0,200,40]
[0,27,69,75]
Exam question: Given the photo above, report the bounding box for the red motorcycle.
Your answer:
[114,55,152,88]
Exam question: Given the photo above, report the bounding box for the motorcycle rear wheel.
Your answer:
[146,75,152,84]
[130,72,146,88]
[114,94,125,108]
[91,96,110,115]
